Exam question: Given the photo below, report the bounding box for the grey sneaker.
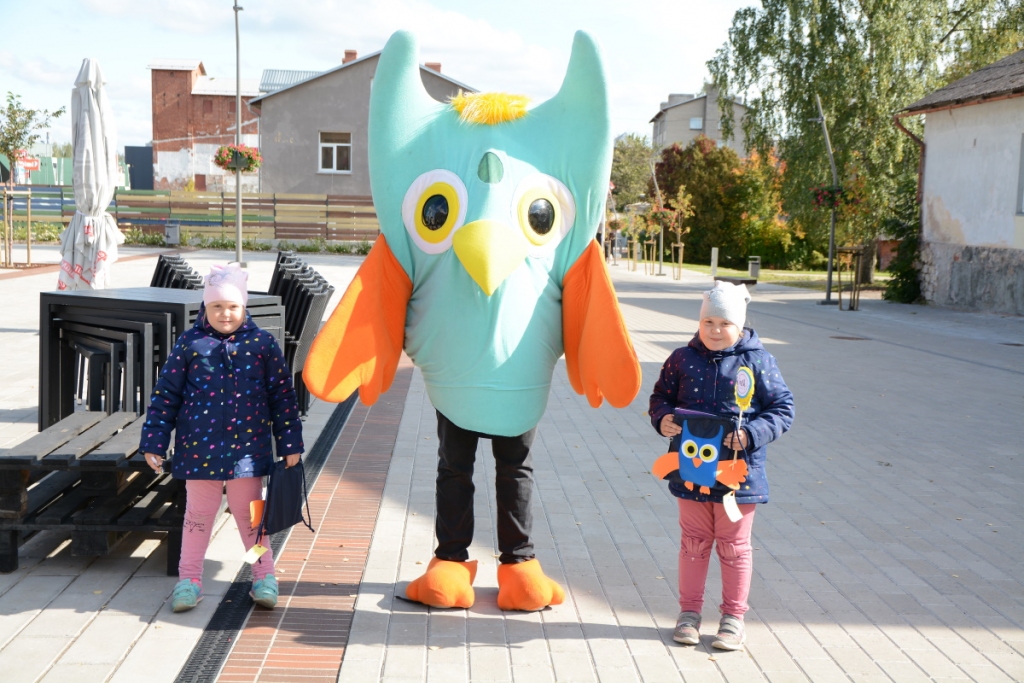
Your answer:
[712,614,745,650]
[673,610,702,645]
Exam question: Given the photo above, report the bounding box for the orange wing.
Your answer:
[716,459,749,490]
[302,235,412,405]
[652,453,678,480]
[562,241,642,408]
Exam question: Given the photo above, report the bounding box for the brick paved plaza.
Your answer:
[1,246,1023,682]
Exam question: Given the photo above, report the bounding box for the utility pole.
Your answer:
[648,157,665,276]
[814,93,838,304]
[233,0,245,266]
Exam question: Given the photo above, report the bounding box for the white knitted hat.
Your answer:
[700,281,751,329]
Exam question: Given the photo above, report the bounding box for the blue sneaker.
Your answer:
[251,575,278,609]
[171,579,202,612]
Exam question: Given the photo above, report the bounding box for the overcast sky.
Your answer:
[1,0,757,151]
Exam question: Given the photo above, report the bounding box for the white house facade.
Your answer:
[902,50,1024,314]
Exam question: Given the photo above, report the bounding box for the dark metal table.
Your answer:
[39,287,284,430]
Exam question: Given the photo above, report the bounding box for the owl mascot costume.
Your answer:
[304,30,641,610]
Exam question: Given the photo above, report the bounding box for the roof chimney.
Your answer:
[424,61,442,73]
[343,50,358,64]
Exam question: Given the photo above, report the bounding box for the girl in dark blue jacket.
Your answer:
[649,282,793,651]
[140,264,303,613]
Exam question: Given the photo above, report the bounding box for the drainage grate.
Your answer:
[174,393,357,683]
[830,336,871,340]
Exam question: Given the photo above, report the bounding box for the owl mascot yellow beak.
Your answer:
[303,30,641,610]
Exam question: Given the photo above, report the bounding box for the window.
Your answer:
[319,132,352,173]
[689,117,703,131]
[203,99,213,115]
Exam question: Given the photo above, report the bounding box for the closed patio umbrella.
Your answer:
[58,58,124,290]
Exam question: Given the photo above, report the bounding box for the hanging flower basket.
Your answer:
[214,144,262,173]
[810,184,846,210]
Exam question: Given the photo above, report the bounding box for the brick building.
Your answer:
[149,59,261,191]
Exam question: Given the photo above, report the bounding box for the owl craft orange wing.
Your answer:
[716,459,748,490]
[302,235,412,406]
[562,240,641,408]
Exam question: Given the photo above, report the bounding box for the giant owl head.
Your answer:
[368,30,611,294]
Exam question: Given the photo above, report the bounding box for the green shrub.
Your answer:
[242,238,272,252]
[296,238,326,253]
[276,240,300,252]
[123,227,166,246]
[12,222,64,243]
[326,242,353,254]
[355,240,372,255]
[882,179,923,304]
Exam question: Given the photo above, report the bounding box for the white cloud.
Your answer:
[82,0,233,34]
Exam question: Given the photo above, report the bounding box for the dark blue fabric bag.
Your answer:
[256,459,314,543]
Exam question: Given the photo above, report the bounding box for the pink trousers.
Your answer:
[677,498,756,616]
[179,478,274,586]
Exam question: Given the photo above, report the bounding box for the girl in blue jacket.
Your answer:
[140,263,303,613]
[649,281,794,651]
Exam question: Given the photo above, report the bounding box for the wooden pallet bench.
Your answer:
[0,411,184,575]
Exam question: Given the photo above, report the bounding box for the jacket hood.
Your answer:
[687,327,763,357]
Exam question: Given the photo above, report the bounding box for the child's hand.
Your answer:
[144,452,164,473]
[660,414,681,437]
[724,429,749,451]
[284,453,301,468]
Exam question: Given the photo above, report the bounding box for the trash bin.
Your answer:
[164,220,181,246]
[748,256,761,279]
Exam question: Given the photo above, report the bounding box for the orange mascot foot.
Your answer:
[405,558,477,608]
[496,559,565,611]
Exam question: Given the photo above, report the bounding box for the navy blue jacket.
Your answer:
[139,309,304,480]
[649,328,794,504]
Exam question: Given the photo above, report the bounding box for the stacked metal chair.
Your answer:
[150,254,203,289]
[265,252,335,415]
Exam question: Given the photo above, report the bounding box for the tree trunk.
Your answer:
[857,241,876,285]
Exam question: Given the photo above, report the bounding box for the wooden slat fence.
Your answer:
[3,186,379,242]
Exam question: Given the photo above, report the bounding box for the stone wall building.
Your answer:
[650,84,747,155]
[900,50,1024,315]
[149,59,261,192]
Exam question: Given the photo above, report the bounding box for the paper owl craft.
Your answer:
[652,365,756,495]
[303,31,642,610]
[651,412,748,495]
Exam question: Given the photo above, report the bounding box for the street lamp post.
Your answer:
[233,0,244,266]
[814,93,838,304]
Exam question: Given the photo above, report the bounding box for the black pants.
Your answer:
[434,411,535,565]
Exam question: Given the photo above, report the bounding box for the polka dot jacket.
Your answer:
[649,328,794,504]
[139,308,304,481]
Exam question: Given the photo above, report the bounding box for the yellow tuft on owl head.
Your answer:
[449,91,530,125]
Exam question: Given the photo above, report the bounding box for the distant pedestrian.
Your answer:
[649,281,794,650]
[140,263,304,613]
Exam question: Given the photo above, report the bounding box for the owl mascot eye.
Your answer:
[303,31,641,610]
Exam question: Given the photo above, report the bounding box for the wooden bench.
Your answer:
[0,411,184,575]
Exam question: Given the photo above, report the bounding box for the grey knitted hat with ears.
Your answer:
[700,281,751,329]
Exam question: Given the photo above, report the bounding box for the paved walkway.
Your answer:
[2,247,1024,682]
[338,264,1024,682]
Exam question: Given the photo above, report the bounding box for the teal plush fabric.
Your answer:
[367,30,612,436]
